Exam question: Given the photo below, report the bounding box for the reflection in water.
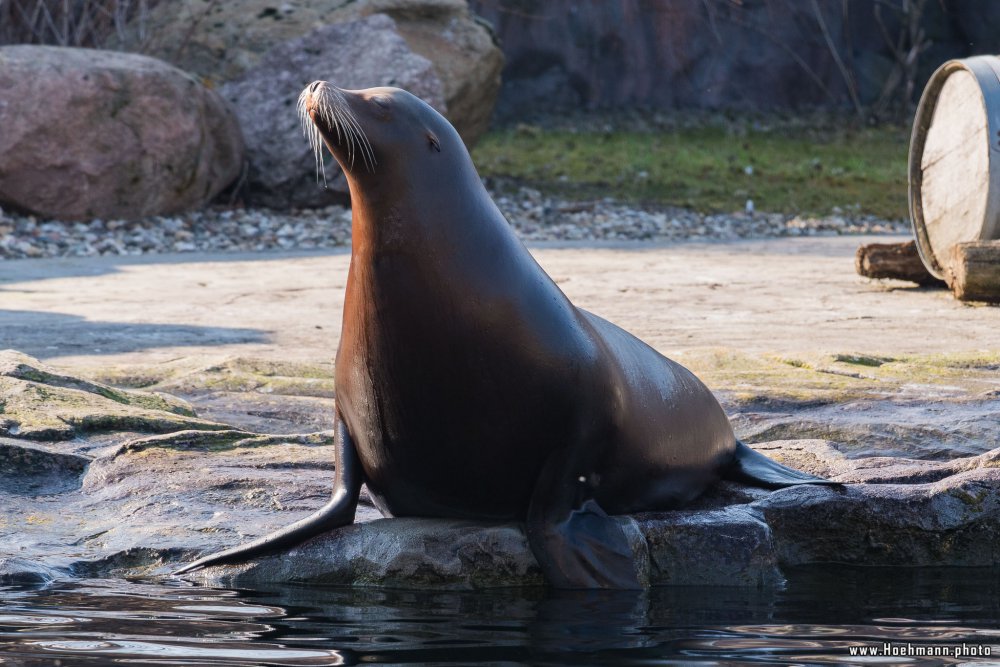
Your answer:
[1,567,999,665]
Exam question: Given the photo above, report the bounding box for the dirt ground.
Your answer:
[1,234,996,370]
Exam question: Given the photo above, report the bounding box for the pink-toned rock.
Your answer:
[0,46,244,221]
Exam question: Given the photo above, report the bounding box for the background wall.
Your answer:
[470,0,1000,121]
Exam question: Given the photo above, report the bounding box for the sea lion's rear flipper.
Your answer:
[526,453,642,589]
[174,415,363,575]
[725,440,841,489]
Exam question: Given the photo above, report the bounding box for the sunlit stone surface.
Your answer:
[3,350,1000,589]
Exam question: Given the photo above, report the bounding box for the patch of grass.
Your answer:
[833,354,894,367]
[472,124,909,219]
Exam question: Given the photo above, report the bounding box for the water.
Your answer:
[3,567,1000,665]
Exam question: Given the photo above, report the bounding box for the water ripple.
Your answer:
[31,639,343,663]
[0,566,999,665]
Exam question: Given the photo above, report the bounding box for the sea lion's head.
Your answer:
[298,81,454,185]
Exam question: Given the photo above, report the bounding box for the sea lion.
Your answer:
[175,81,835,588]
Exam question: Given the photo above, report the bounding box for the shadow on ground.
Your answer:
[0,310,269,359]
[0,248,347,287]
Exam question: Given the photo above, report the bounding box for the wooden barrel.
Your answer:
[909,56,1000,280]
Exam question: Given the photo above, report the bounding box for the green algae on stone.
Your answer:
[1,350,194,415]
[169,358,335,397]
[949,487,988,512]
[833,354,894,368]
[0,351,231,441]
[117,429,335,456]
[677,348,1000,406]
[82,357,336,398]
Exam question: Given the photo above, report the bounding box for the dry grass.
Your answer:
[0,0,158,47]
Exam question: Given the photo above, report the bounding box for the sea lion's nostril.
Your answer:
[310,81,322,92]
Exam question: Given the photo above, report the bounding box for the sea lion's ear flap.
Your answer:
[427,132,441,152]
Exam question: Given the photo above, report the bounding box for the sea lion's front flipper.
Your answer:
[725,440,842,489]
[526,453,642,589]
[174,414,363,575]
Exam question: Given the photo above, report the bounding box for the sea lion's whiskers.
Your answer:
[297,90,328,185]
[342,101,375,170]
[346,113,376,171]
[343,115,358,168]
[347,119,368,167]
[298,82,377,179]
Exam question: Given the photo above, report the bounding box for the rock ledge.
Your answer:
[2,350,999,589]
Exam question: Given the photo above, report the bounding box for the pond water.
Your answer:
[3,567,999,665]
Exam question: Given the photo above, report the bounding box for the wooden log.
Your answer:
[947,241,1000,302]
[855,241,945,286]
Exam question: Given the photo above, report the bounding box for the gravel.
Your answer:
[0,188,909,260]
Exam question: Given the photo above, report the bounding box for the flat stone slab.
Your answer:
[194,444,1000,589]
[2,236,998,370]
[4,351,1000,589]
[195,510,779,590]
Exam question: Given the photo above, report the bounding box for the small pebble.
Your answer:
[0,188,909,260]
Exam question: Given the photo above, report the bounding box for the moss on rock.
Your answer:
[0,351,229,441]
[116,429,335,456]
[676,348,1000,406]
[82,356,335,398]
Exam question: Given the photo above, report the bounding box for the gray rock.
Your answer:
[186,509,779,590]
[219,14,445,208]
[205,519,545,590]
[0,46,244,221]
[167,439,1000,587]
[5,351,1000,589]
[109,0,502,145]
[636,507,781,587]
[0,439,89,495]
[758,468,1000,567]
[0,557,66,584]
[731,399,1000,461]
[363,0,503,143]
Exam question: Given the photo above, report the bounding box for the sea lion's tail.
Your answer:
[172,494,356,575]
[174,418,364,576]
[724,440,842,489]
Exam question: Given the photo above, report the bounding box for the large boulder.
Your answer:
[355,0,503,144]
[219,14,445,208]
[108,0,502,146]
[0,46,244,221]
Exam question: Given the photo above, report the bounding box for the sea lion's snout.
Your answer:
[300,80,325,118]
[299,80,343,131]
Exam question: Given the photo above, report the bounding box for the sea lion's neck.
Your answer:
[345,160,511,260]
